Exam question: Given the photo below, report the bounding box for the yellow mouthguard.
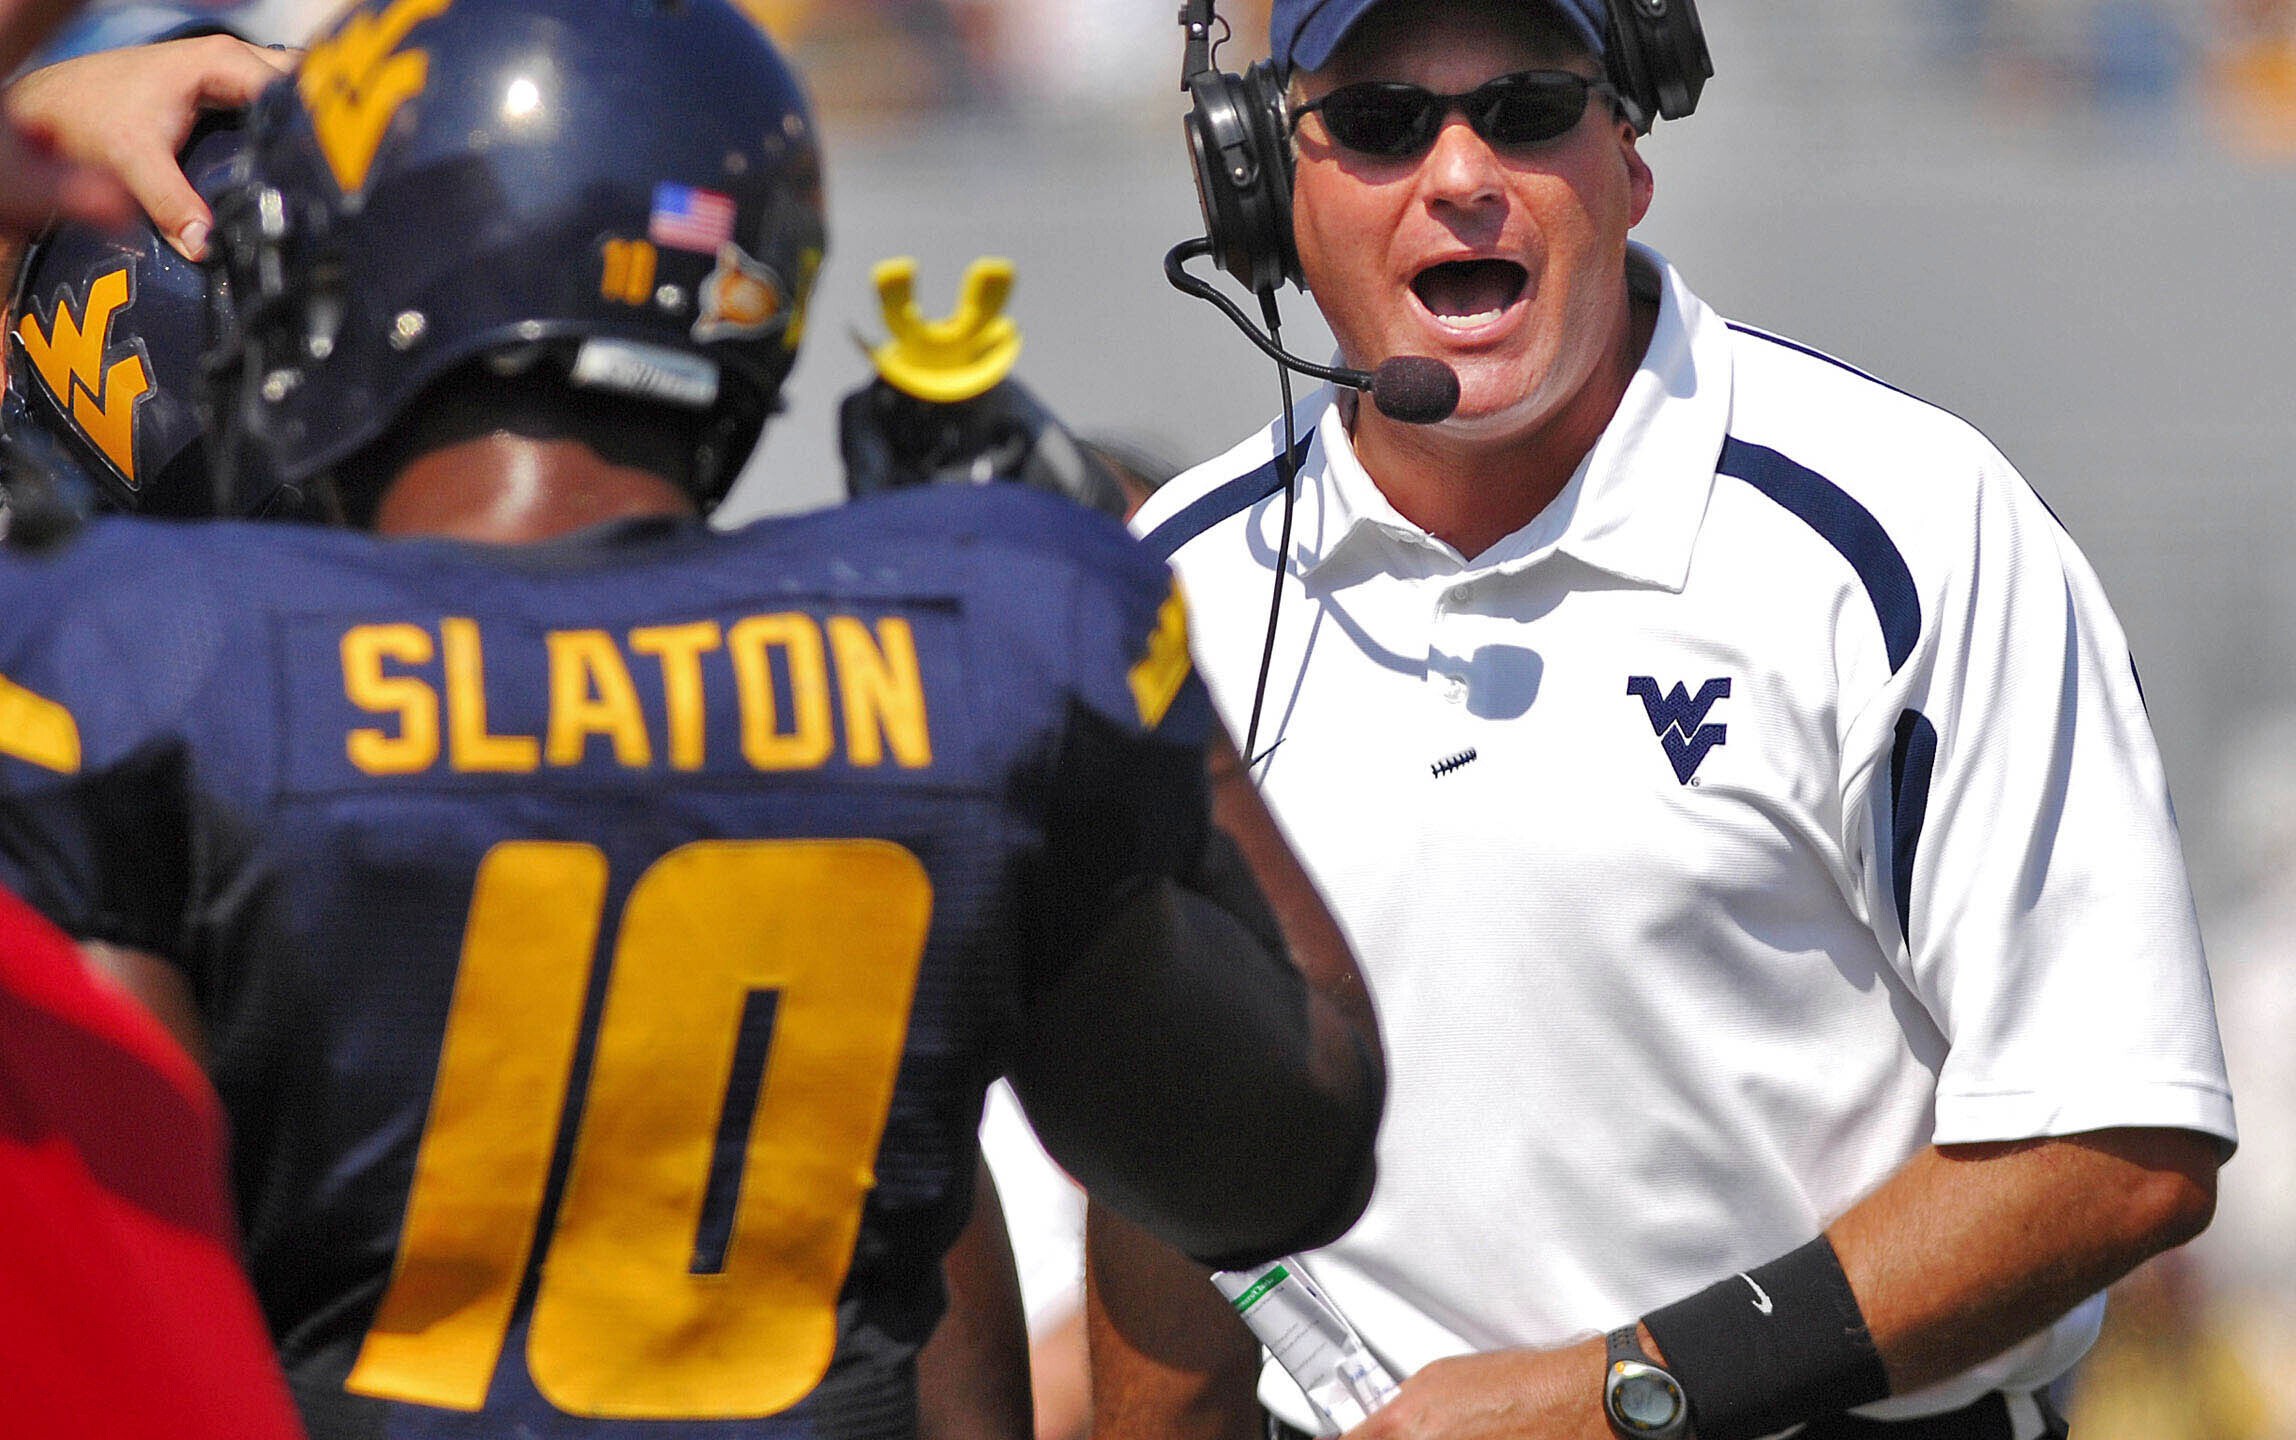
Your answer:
[867,256,1022,404]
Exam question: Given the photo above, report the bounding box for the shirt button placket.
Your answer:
[1435,581,1470,705]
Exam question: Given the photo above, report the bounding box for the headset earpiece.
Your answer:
[1603,0,1713,132]
[1183,60,1299,295]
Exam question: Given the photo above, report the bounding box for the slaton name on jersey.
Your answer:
[304,609,934,784]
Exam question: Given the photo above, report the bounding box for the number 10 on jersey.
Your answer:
[347,838,933,1419]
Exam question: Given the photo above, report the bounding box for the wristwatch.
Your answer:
[1604,1324,1691,1438]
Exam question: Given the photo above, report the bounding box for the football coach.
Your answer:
[1092,1,2237,1438]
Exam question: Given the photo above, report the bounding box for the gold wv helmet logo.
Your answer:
[299,0,456,195]
[15,265,153,486]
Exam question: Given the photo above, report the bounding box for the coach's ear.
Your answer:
[1620,121,1654,229]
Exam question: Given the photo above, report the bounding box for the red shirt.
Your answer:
[0,887,302,1438]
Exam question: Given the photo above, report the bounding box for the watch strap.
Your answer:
[1608,1323,1653,1367]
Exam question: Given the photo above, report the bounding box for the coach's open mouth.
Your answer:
[1410,259,1529,328]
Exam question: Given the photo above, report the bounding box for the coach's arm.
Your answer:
[1087,1126,2218,1440]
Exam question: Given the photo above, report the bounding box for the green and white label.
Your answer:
[1227,1265,1290,1315]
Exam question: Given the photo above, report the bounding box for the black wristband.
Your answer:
[1640,1235,1889,1440]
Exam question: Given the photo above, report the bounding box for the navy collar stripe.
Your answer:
[1141,432,1314,563]
[1718,436,1922,674]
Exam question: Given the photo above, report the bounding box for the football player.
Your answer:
[0,4,1384,1439]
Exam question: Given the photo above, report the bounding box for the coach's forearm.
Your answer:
[1822,1125,2219,1394]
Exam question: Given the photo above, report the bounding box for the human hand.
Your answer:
[838,374,1129,516]
[0,0,132,237]
[6,34,295,258]
[1342,1337,1615,1440]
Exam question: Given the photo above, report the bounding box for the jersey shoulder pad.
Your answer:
[860,485,1201,740]
[0,520,259,775]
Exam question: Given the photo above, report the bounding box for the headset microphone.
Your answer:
[1166,237,1459,425]
[1362,356,1461,426]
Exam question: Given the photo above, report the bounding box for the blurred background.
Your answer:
[69,0,2296,1432]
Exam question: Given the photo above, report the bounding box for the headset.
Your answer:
[1178,0,1713,298]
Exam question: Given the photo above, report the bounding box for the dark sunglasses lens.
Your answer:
[1317,87,1440,157]
[1472,75,1591,145]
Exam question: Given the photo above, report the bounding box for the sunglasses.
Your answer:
[1289,70,1617,160]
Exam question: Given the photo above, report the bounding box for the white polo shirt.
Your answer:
[1132,243,2236,1426]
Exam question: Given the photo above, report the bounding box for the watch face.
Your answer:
[1606,1362,1686,1435]
[1616,1373,1681,1427]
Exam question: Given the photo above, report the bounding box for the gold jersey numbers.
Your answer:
[349,838,933,1418]
[14,264,153,487]
[299,0,455,196]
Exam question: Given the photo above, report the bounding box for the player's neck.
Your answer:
[371,433,700,544]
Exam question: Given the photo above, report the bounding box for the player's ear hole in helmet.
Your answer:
[200,0,827,523]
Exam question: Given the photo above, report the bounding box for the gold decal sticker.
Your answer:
[600,239,659,307]
[299,0,456,195]
[15,265,152,486]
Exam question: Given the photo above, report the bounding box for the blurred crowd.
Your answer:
[748,0,2296,154]
[1920,0,2296,151]
[105,0,2296,150]
[2084,712,2296,1440]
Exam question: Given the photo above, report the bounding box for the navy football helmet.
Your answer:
[204,0,827,519]
[5,118,244,517]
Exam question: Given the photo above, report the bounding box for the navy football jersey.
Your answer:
[0,484,1213,1440]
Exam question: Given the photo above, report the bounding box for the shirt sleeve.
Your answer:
[1847,449,2236,1151]
[0,534,205,962]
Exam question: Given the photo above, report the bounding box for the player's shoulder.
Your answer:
[0,517,456,676]
[752,486,1200,735]
[774,483,1177,609]
[0,519,337,767]
[0,518,273,644]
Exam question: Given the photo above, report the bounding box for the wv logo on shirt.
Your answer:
[1627,676,1731,785]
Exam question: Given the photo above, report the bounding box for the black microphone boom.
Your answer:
[1165,237,1459,425]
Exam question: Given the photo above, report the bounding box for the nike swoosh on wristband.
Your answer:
[1740,1273,1774,1315]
